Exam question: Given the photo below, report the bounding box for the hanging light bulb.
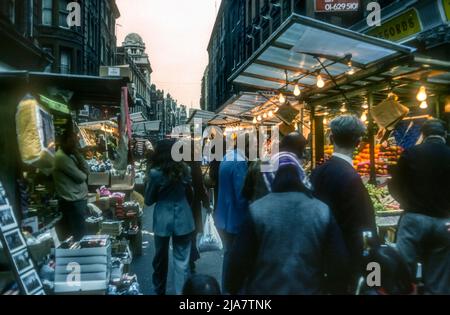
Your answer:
[268,110,274,118]
[361,112,368,122]
[420,101,428,109]
[279,92,286,104]
[253,117,257,124]
[416,86,427,102]
[316,74,325,88]
[257,115,262,121]
[362,101,369,109]
[274,106,279,113]
[294,84,301,97]
[323,117,328,125]
[263,112,268,119]
[347,61,355,75]
[340,103,348,113]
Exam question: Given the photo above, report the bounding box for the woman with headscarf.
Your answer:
[225,152,350,295]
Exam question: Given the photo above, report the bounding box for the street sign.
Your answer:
[315,0,360,12]
[108,67,121,76]
[367,8,422,42]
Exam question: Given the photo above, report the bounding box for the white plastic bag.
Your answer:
[198,213,223,253]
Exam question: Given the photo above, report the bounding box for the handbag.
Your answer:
[198,213,223,253]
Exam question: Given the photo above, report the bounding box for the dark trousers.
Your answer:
[190,232,200,267]
[58,199,88,242]
[219,230,237,293]
[153,234,192,295]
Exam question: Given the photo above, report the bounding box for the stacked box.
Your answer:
[54,236,111,295]
[100,221,123,237]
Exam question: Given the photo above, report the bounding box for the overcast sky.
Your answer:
[116,0,221,109]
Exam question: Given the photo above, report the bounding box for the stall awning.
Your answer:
[215,92,276,117]
[130,112,147,123]
[0,71,130,109]
[132,120,161,136]
[229,14,416,102]
[186,109,217,124]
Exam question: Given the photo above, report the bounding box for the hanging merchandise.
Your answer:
[371,97,409,130]
[16,94,55,173]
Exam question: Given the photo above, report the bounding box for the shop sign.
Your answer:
[108,67,121,76]
[367,8,422,42]
[315,0,360,12]
[443,0,450,21]
[39,95,70,115]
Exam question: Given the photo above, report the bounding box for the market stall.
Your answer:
[226,14,450,241]
[0,71,144,295]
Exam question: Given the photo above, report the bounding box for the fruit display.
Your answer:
[353,143,403,177]
[366,184,402,213]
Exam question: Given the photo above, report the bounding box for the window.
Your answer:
[42,47,53,72]
[42,0,53,26]
[60,49,71,74]
[8,0,15,24]
[59,0,69,28]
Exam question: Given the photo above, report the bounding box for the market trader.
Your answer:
[53,127,90,241]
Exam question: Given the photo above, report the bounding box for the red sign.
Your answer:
[315,0,360,12]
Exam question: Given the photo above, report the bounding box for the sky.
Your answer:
[116,0,221,110]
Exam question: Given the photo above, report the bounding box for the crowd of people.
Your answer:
[53,115,450,295]
[142,116,449,295]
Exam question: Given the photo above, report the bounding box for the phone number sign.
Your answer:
[315,0,360,12]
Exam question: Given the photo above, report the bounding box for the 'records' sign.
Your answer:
[315,0,360,12]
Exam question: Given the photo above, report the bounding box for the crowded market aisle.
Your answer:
[131,205,223,295]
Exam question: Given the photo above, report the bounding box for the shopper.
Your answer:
[186,140,210,274]
[53,127,90,241]
[358,245,416,295]
[242,132,308,203]
[389,119,450,294]
[225,152,349,295]
[215,133,249,292]
[145,139,195,295]
[311,115,377,291]
[182,274,221,295]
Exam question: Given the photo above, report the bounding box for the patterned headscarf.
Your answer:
[262,151,312,192]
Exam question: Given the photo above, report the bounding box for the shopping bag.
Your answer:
[198,213,223,253]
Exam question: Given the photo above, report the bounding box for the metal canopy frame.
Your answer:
[229,14,417,104]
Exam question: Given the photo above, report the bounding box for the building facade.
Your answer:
[0,0,53,71]
[116,33,153,119]
[36,0,120,75]
[204,0,403,112]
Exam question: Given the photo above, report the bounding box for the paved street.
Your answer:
[131,206,223,295]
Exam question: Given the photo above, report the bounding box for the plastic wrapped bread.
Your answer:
[16,94,55,172]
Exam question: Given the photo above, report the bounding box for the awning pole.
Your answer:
[368,92,377,185]
[310,106,316,169]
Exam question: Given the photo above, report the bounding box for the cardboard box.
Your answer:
[88,172,110,186]
[55,264,109,275]
[110,174,134,190]
[55,245,111,258]
[54,280,108,294]
[56,256,109,265]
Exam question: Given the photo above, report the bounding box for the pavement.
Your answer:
[130,205,223,295]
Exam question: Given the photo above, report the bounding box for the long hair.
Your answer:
[152,139,189,182]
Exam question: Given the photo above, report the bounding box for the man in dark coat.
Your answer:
[311,115,377,291]
[390,119,450,294]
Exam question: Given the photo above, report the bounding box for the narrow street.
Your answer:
[131,206,223,295]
